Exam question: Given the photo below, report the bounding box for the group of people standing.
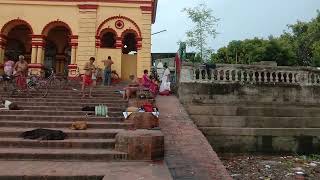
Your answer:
[2,55,29,89]
[2,54,171,100]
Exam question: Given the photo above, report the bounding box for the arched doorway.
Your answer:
[121,32,138,80]
[44,40,57,77]
[44,26,71,75]
[4,24,32,62]
[101,32,116,48]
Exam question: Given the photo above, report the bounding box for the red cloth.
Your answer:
[142,74,151,88]
[159,90,170,96]
[83,75,93,86]
[143,103,153,112]
[16,75,27,90]
[149,83,159,96]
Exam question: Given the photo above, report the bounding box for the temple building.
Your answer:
[0,0,157,79]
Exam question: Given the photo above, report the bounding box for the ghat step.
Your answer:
[0,115,123,122]
[21,105,125,111]
[200,127,320,136]
[0,120,132,129]
[11,102,127,107]
[0,110,122,116]
[5,98,127,103]
[0,147,128,161]
[0,138,115,149]
[0,127,123,139]
[192,115,320,128]
[187,105,320,117]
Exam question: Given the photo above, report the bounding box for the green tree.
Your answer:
[182,3,219,62]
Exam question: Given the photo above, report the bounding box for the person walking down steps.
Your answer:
[82,57,96,98]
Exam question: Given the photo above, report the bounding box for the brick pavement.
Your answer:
[156,96,232,180]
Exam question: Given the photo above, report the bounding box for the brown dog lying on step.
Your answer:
[70,121,87,130]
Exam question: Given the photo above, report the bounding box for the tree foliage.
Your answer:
[183,3,219,62]
[211,11,320,66]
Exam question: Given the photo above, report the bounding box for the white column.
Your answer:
[31,46,37,64]
[0,47,4,64]
[71,47,77,64]
[36,46,43,64]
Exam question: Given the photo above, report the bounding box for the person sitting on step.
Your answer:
[123,75,139,101]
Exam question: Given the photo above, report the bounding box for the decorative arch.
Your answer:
[41,20,73,36]
[96,16,142,38]
[1,19,34,36]
[99,28,118,38]
[120,29,139,39]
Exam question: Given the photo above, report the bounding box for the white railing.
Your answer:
[180,63,320,86]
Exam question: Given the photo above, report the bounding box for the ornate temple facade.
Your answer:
[0,0,157,79]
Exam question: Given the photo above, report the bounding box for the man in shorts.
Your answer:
[82,57,96,98]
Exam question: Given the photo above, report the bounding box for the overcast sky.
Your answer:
[151,0,320,53]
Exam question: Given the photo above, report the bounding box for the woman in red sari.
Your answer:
[142,70,152,88]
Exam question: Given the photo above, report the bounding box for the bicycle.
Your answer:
[33,68,64,89]
[2,74,48,98]
[60,67,83,91]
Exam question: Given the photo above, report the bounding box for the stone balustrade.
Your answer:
[180,62,320,86]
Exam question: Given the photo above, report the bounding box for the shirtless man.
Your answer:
[82,57,96,98]
[13,55,28,89]
[14,55,28,76]
[102,56,114,86]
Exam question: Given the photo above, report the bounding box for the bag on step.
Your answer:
[95,104,108,117]
[82,106,95,111]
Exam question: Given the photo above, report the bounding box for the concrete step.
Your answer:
[0,160,172,180]
[0,115,123,122]
[5,98,127,103]
[20,105,125,112]
[192,115,320,128]
[199,127,320,136]
[187,105,320,117]
[0,127,123,139]
[0,138,115,149]
[0,147,128,161]
[11,102,127,107]
[0,110,122,117]
[0,121,132,129]
[0,91,122,96]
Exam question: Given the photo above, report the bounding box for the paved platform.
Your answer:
[156,96,231,180]
[0,161,172,180]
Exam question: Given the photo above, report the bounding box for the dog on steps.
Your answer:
[70,121,87,130]
[20,128,67,140]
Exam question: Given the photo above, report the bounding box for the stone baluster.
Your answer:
[241,70,245,82]
[264,72,268,83]
[252,71,256,83]
[235,70,239,82]
[193,68,197,81]
[223,70,227,82]
[257,71,261,83]
[204,69,208,82]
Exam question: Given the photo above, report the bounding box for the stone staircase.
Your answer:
[0,86,131,161]
[186,102,320,153]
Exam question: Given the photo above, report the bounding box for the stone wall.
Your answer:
[178,63,320,153]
